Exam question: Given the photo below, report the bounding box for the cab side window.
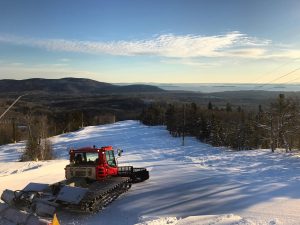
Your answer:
[105,151,116,167]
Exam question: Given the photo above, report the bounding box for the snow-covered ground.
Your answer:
[1,120,300,225]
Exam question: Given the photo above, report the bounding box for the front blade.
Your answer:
[56,186,88,204]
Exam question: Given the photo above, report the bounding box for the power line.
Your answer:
[279,76,300,85]
[249,59,297,84]
[264,73,300,91]
[0,94,27,120]
[253,67,300,90]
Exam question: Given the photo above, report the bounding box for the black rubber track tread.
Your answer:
[71,177,131,213]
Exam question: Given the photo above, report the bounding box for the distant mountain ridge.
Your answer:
[0,78,164,95]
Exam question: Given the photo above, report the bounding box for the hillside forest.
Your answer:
[140,94,300,152]
[2,79,300,150]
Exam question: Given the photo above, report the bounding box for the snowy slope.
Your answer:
[1,121,300,225]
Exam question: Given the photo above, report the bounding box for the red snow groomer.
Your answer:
[0,146,149,225]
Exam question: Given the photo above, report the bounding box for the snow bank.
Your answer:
[136,214,256,225]
[136,214,283,225]
[136,216,178,225]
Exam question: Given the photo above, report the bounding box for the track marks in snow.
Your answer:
[0,161,46,177]
[0,142,25,162]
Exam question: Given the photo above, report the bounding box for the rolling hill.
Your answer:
[0,78,164,95]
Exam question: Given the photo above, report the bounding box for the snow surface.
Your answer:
[1,120,300,225]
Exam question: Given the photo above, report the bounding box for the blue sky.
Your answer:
[0,0,300,83]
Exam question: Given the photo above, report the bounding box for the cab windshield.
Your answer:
[74,152,99,165]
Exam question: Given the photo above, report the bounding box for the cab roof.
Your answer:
[69,146,113,153]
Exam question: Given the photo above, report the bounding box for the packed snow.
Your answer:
[1,120,300,225]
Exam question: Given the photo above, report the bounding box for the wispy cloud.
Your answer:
[8,62,25,66]
[266,50,300,59]
[0,32,299,60]
[227,48,267,58]
[161,58,222,67]
[60,58,71,62]
[51,63,69,67]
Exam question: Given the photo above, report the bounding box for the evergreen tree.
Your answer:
[226,103,232,112]
[208,101,213,110]
[270,94,299,152]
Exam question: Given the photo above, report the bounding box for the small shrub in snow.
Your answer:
[21,137,53,161]
[21,115,54,161]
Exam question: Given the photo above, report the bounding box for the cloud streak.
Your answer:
[0,32,299,60]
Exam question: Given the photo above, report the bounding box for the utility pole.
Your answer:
[270,113,274,152]
[12,118,16,143]
[182,104,186,146]
[81,112,84,128]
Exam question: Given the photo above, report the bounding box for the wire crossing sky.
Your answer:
[0,0,300,83]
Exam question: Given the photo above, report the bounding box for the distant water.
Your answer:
[155,83,300,93]
[115,83,300,93]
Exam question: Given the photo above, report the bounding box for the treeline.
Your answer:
[0,94,143,161]
[0,109,117,161]
[48,111,116,136]
[140,94,300,152]
[0,94,144,146]
[0,111,116,145]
